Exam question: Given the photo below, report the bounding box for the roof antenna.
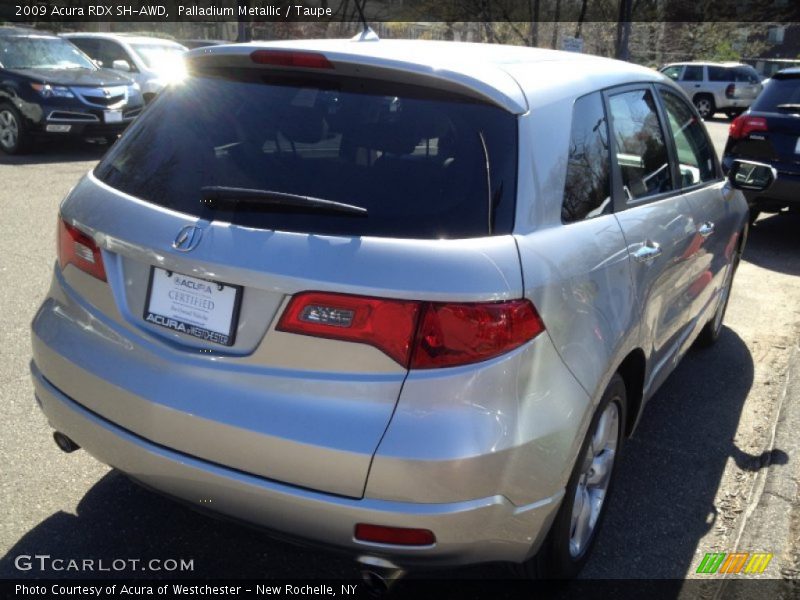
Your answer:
[350,0,379,42]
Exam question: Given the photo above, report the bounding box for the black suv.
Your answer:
[0,27,144,154]
[722,68,800,223]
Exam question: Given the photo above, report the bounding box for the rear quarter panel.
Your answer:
[512,95,639,413]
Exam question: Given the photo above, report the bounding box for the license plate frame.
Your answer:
[143,267,242,347]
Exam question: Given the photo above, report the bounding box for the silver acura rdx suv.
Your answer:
[30,39,772,578]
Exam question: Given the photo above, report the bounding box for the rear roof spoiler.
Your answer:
[186,44,529,114]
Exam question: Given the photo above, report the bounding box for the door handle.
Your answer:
[694,84,701,88]
[698,222,715,237]
[633,241,662,263]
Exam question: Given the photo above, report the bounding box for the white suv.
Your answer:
[660,62,763,120]
[63,33,187,102]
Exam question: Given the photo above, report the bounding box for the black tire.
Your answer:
[693,94,715,120]
[696,238,742,347]
[517,374,627,579]
[0,102,31,155]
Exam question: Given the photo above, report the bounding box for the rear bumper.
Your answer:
[31,361,562,567]
[29,257,588,567]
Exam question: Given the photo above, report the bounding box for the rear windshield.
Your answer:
[752,77,800,112]
[95,69,517,239]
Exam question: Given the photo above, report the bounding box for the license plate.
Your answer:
[104,110,122,123]
[144,268,241,346]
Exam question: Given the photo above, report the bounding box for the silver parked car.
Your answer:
[660,61,763,120]
[31,40,772,580]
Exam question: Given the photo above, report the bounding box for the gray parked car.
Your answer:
[31,40,772,581]
[660,61,763,120]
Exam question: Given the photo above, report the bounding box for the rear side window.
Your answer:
[733,66,760,84]
[708,66,734,82]
[660,90,717,186]
[562,92,611,223]
[682,65,704,82]
[89,39,130,69]
[94,70,517,239]
[752,77,800,112]
[68,37,97,58]
[608,88,673,202]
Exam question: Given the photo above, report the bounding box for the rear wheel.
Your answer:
[518,374,626,579]
[0,103,30,155]
[694,94,715,120]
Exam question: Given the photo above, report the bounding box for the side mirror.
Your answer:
[727,159,776,192]
[112,59,132,72]
[93,59,103,68]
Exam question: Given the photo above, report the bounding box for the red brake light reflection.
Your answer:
[250,50,333,70]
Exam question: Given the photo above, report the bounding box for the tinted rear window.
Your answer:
[707,66,732,82]
[752,77,800,111]
[95,69,517,239]
[733,66,760,83]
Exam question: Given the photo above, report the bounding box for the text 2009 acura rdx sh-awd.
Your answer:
[30,39,772,578]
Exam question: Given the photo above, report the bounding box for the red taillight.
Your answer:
[725,83,736,98]
[250,50,333,69]
[58,219,106,281]
[410,300,544,369]
[354,524,436,546]
[277,292,545,369]
[729,115,768,140]
[276,292,421,366]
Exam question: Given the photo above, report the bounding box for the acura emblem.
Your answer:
[172,225,202,252]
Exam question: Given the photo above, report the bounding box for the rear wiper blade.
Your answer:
[776,103,800,111]
[200,186,368,217]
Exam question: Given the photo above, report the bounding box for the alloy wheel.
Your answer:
[695,98,712,119]
[0,109,19,150]
[568,400,620,558]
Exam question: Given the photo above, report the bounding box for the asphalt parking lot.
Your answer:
[1,119,799,587]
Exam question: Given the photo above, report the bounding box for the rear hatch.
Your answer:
[726,72,800,173]
[56,49,523,498]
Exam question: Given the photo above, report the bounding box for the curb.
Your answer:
[719,340,800,594]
